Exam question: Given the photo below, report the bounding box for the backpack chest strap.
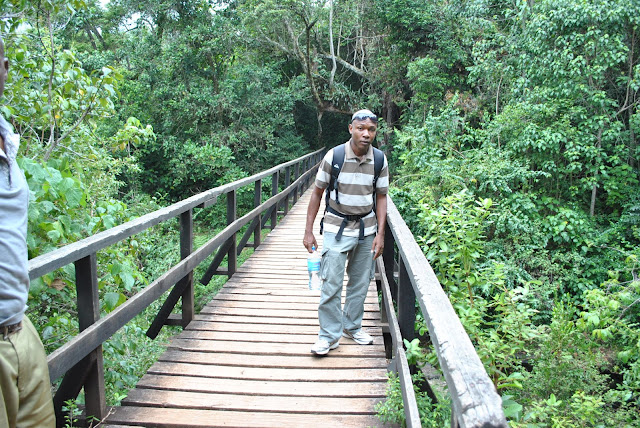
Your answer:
[326,206,371,244]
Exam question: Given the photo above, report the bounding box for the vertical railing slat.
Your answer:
[227,190,237,277]
[383,223,396,302]
[270,171,279,229]
[180,209,194,325]
[75,253,106,421]
[397,256,416,342]
[293,161,300,204]
[254,179,262,248]
[284,166,291,215]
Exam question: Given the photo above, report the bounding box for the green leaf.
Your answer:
[29,277,46,296]
[103,292,126,312]
[42,326,54,340]
[64,185,85,208]
[110,262,122,276]
[502,395,523,419]
[102,215,115,229]
[47,229,61,242]
[119,272,135,291]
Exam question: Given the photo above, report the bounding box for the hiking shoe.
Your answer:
[343,329,373,345]
[311,339,339,356]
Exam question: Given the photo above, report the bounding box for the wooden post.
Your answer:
[270,171,279,229]
[227,190,237,277]
[451,415,460,428]
[382,229,398,361]
[283,166,291,215]
[397,256,416,341]
[304,158,311,191]
[383,223,397,302]
[301,158,308,191]
[179,210,194,325]
[199,239,233,285]
[376,258,393,360]
[293,162,300,204]
[254,179,262,248]
[75,253,106,421]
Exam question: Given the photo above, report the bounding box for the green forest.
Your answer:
[1,0,639,426]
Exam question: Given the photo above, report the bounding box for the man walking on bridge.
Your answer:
[303,109,389,356]
[0,34,56,427]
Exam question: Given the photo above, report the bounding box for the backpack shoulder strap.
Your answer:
[372,147,384,188]
[330,144,346,190]
[327,143,346,205]
[320,144,346,235]
[371,147,384,212]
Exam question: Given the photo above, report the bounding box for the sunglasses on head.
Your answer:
[351,113,378,123]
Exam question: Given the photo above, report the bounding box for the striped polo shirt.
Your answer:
[315,140,389,238]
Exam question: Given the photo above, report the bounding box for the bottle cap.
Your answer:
[311,245,316,251]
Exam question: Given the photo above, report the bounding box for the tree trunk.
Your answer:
[328,0,337,89]
[317,110,324,145]
[381,91,393,151]
[589,128,603,217]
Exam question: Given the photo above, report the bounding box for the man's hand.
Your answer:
[303,231,317,253]
[372,193,387,260]
[371,233,384,259]
[303,185,324,253]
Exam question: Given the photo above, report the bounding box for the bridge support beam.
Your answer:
[53,253,106,427]
[227,190,237,277]
[179,210,194,325]
[270,171,279,229]
[146,209,194,339]
[283,166,291,215]
[397,257,416,342]
[254,179,262,248]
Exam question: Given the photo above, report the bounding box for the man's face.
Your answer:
[348,119,378,155]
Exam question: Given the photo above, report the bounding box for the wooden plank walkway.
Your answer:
[104,189,393,427]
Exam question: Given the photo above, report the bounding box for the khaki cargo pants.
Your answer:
[0,315,55,428]
[317,232,376,344]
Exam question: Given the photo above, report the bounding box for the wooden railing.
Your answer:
[27,149,324,426]
[377,197,507,428]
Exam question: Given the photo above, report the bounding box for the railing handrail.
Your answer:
[28,148,325,280]
[28,149,324,426]
[381,196,507,428]
[376,255,422,426]
[46,164,320,378]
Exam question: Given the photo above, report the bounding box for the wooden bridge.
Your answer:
[105,190,389,426]
[29,150,507,427]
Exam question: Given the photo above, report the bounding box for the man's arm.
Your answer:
[303,185,325,253]
[371,192,387,259]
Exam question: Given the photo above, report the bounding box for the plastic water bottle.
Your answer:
[307,246,322,291]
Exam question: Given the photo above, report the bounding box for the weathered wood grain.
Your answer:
[107,406,391,428]
[121,389,385,414]
[135,374,386,397]
[146,361,388,382]
[192,313,383,327]
[176,330,384,345]
[157,350,387,369]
